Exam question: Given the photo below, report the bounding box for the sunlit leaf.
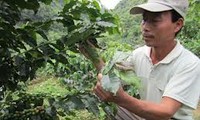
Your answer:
[114,68,140,88]
[39,0,52,5]
[36,30,49,40]
[96,21,116,27]
[102,51,131,74]
[101,74,121,96]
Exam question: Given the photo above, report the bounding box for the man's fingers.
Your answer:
[93,82,104,100]
[97,73,103,82]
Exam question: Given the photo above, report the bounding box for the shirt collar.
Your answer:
[144,40,183,64]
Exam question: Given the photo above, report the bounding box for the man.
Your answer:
[93,0,200,119]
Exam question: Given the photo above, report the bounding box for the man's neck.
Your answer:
[150,41,177,64]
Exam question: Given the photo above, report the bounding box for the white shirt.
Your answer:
[128,41,200,119]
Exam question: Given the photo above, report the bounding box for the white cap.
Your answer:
[130,0,189,18]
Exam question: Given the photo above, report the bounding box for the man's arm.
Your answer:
[115,91,182,120]
[78,39,105,72]
[94,74,182,120]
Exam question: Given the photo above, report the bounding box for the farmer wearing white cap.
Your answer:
[93,0,200,119]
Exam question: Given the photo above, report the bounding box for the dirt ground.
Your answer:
[193,101,200,120]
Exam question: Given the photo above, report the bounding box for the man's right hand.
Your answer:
[78,39,105,72]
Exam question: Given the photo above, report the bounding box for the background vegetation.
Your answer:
[0,0,199,119]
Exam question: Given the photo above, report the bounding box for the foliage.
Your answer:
[111,0,146,46]
[27,76,68,96]
[0,0,53,94]
[0,0,120,119]
[0,0,119,93]
[112,0,200,57]
[0,51,102,120]
[0,90,101,120]
[0,91,54,120]
[43,51,118,119]
[1,0,199,119]
[180,0,200,57]
[101,51,140,96]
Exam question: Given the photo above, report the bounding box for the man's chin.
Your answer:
[144,42,153,47]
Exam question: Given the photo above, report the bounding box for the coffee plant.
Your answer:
[0,0,120,119]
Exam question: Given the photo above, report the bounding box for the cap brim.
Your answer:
[130,2,173,15]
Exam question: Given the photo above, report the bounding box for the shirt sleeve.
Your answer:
[163,60,200,109]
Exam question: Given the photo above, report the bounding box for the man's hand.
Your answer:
[93,73,126,103]
[78,39,105,72]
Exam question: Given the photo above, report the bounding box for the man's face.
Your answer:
[141,11,179,48]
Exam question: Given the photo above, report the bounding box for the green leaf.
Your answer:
[102,51,131,74]
[114,68,140,88]
[51,39,65,50]
[24,35,37,47]
[101,74,121,96]
[25,50,44,64]
[70,96,85,109]
[54,53,69,64]
[48,98,56,106]
[14,56,24,66]
[40,44,55,55]
[112,51,131,63]
[96,21,116,28]
[57,16,74,28]
[65,27,95,46]
[80,13,91,24]
[92,1,101,10]
[45,106,57,117]
[101,51,140,96]
[33,21,53,31]
[36,30,49,41]
[16,0,40,11]
[83,94,100,116]
[62,0,77,13]
[39,0,52,5]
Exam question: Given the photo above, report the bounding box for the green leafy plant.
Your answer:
[101,51,140,96]
[0,0,119,93]
[0,0,120,119]
[0,91,101,120]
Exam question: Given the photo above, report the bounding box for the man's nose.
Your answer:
[141,20,151,32]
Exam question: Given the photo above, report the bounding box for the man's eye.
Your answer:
[152,19,159,22]
[142,18,147,22]
[142,19,159,23]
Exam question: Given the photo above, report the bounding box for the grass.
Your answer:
[193,102,200,120]
[63,110,99,120]
[27,76,68,96]
[27,75,200,120]
[27,75,100,120]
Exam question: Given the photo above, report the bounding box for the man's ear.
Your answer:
[174,18,184,33]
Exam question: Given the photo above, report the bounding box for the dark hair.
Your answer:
[170,10,183,36]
